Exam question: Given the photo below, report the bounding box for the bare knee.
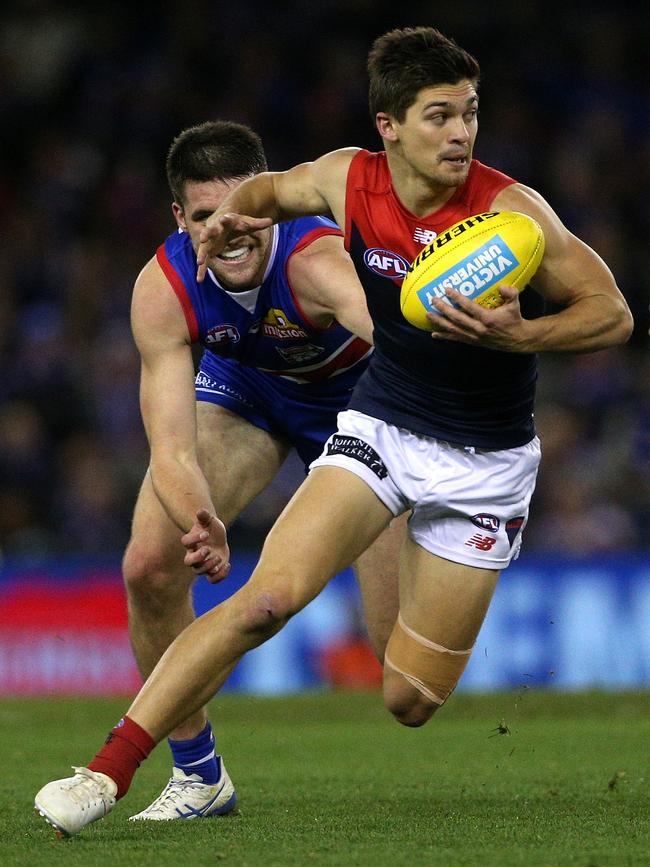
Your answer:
[122,539,190,614]
[383,669,439,728]
[382,614,472,727]
[233,588,297,640]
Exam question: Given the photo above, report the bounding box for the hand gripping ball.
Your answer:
[400,211,545,331]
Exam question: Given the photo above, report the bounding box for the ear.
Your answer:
[375,112,399,142]
[172,201,187,232]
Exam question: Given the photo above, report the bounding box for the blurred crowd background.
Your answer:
[1,0,648,563]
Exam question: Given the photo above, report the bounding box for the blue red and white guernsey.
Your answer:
[156,216,372,468]
[344,150,540,449]
[157,216,370,384]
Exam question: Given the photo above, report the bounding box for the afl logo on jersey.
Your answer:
[363,248,409,280]
[205,324,240,346]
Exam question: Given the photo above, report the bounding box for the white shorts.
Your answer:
[310,409,541,570]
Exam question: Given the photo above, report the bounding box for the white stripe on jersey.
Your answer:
[259,337,373,383]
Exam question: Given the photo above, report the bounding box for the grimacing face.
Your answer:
[172,177,272,291]
[390,80,479,188]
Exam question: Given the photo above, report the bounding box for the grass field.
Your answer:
[3,690,649,866]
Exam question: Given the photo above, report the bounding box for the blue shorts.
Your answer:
[195,351,366,471]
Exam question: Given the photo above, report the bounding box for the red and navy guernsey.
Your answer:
[344,150,539,449]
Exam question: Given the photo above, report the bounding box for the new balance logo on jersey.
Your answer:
[413,227,437,245]
[326,435,388,479]
[363,248,409,279]
[464,534,497,551]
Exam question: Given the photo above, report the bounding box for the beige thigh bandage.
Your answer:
[384,613,473,706]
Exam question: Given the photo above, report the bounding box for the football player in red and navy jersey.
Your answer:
[35,30,633,836]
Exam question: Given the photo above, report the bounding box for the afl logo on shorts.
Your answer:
[363,248,409,280]
[471,513,500,533]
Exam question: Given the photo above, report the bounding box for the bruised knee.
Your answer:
[232,554,318,640]
[383,614,473,727]
[233,589,297,639]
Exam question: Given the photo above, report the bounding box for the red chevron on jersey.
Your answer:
[344,150,516,281]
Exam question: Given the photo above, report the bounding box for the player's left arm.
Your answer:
[287,234,374,344]
[429,183,634,352]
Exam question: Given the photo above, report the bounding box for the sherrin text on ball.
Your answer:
[400,211,545,331]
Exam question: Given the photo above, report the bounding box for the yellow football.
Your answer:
[400,211,545,331]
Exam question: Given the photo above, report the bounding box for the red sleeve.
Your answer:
[344,150,370,253]
[285,227,344,331]
[156,244,200,342]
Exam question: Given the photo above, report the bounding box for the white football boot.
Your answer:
[35,766,118,837]
[129,760,236,821]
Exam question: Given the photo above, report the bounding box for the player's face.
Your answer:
[391,80,479,189]
[173,177,272,291]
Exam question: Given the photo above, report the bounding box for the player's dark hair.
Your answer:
[368,27,480,122]
[166,120,268,205]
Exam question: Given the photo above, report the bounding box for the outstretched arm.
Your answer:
[131,258,230,581]
[196,148,357,280]
[427,184,633,352]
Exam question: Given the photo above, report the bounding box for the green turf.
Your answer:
[3,690,649,866]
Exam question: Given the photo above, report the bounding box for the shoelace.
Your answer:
[60,768,110,809]
[144,778,211,814]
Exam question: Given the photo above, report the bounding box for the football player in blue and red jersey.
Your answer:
[36,29,632,837]
[38,120,403,828]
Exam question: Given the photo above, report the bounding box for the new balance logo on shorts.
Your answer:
[326,435,388,479]
[464,534,497,551]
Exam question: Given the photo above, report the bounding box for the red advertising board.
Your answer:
[0,567,142,695]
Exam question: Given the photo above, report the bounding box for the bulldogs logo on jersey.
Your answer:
[363,248,409,280]
[262,308,308,339]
